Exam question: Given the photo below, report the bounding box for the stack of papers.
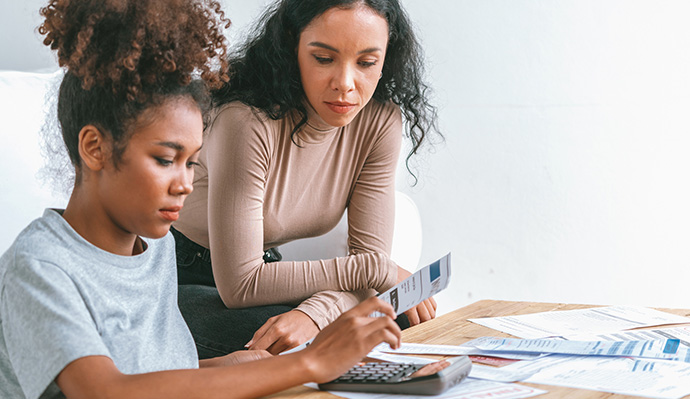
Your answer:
[372,305,690,399]
[468,305,690,339]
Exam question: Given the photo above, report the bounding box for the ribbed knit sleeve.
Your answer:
[176,101,402,328]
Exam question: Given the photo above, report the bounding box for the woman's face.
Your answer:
[297,4,389,127]
[98,99,203,240]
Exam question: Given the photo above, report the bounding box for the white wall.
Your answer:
[2,1,689,315]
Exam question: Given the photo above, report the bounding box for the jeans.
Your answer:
[171,227,409,359]
[172,227,292,358]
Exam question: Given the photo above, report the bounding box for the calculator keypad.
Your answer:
[330,362,425,384]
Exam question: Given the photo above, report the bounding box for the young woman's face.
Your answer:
[98,99,203,240]
[297,4,389,127]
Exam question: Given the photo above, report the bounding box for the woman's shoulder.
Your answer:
[363,99,400,114]
[355,100,402,128]
[348,100,403,140]
[205,101,281,145]
[211,101,272,128]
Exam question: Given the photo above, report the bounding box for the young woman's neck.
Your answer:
[63,185,143,256]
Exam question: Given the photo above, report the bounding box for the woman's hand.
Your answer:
[246,310,320,355]
[397,266,437,326]
[303,296,402,383]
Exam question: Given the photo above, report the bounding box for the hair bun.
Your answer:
[39,0,230,101]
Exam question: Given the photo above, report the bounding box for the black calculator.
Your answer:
[318,356,472,395]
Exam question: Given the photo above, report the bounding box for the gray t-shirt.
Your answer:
[0,209,198,399]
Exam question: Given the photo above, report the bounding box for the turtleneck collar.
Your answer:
[295,99,340,144]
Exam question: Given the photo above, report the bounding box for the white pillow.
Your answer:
[279,191,423,272]
[0,69,67,253]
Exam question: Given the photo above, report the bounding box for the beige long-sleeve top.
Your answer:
[174,99,402,328]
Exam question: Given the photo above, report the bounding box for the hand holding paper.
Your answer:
[372,253,451,318]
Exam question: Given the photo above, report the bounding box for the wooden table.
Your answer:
[266,300,690,398]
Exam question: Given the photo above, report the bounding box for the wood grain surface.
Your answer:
[265,300,690,399]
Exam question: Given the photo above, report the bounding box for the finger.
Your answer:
[405,308,421,326]
[416,301,432,323]
[349,313,401,351]
[266,333,301,355]
[246,317,276,348]
[349,297,396,320]
[248,327,280,352]
[266,339,289,355]
[367,316,402,349]
[424,299,436,319]
[429,297,438,310]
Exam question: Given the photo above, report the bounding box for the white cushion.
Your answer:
[279,191,422,272]
[0,69,67,253]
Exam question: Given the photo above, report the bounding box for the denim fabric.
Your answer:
[171,227,409,359]
[172,227,293,358]
[177,285,293,358]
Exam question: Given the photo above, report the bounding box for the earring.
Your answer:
[379,72,383,79]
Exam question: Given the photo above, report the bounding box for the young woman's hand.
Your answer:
[246,310,320,355]
[302,296,402,383]
[397,266,438,326]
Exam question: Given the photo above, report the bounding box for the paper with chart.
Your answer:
[469,305,690,339]
[566,326,690,346]
[373,342,543,360]
[500,354,690,399]
[463,336,690,363]
[372,253,451,317]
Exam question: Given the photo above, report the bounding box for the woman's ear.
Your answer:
[78,125,108,171]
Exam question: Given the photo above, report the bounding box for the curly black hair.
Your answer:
[38,0,230,176]
[213,0,440,180]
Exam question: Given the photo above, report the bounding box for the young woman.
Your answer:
[173,0,440,357]
[0,1,401,398]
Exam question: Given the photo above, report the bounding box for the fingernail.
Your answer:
[245,340,253,348]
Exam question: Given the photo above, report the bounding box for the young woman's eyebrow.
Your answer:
[156,142,203,153]
[307,41,382,54]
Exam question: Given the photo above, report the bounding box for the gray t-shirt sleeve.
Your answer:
[1,257,110,399]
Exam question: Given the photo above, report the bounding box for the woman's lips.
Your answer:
[160,207,181,222]
[325,101,356,114]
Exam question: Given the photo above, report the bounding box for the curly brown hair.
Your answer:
[38,0,230,172]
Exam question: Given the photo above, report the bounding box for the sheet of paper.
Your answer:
[565,326,690,345]
[322,378,546,399]
[365,351,437,365]
[469,305,690,339]
[465,337,690,363]
[372,253,451,317]
[374,342,543,361]
[500,354,690,399]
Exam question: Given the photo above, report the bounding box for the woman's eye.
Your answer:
[186,161,200,168]
[314,55,333,64]
[155,157,173,166]
[358,60,377,68]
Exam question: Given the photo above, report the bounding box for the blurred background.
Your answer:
[2,0,689,315]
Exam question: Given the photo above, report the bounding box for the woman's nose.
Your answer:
[331,65,355,93]
[171,169,194,196]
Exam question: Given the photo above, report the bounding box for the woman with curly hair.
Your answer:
[173,0,440,357]
[0,1,401,398]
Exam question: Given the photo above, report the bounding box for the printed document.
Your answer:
[373,253,451,317]
[500,354,690,399]
[566,326,690,345]
[464,337,690,363]
[374,342,543,361]
[469,305,690,339]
